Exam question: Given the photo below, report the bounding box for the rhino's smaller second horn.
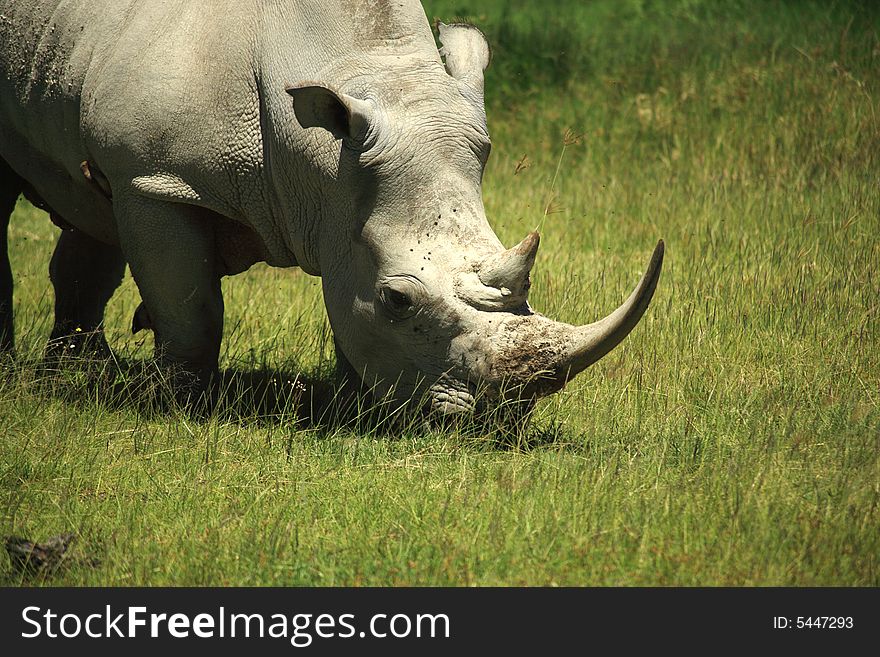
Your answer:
[477,231,539,302]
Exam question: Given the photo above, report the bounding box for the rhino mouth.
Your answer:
[427,376,476,415]
[426,374,529,418]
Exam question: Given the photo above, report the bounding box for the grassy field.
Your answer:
[2,0,878,585]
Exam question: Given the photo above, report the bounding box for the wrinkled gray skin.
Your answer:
[0,0,663,415]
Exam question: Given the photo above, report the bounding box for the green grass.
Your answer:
[2,0,878,585]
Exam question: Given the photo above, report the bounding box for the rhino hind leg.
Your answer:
[46,227,126,362]
[114,194,224,400]
[0,159,23,354]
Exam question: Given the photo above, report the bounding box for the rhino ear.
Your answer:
[285,84,373,145]
[437,22,491,88]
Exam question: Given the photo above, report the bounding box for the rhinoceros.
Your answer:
[0,0,663,415]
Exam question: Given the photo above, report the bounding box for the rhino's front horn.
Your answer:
[477,231,540,301]
[554,238,664,379]
[491,240,665,398]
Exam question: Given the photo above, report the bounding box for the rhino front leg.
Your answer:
[114,194,224,397]
[0,159,23,354]
[334,337,358,387]
[47,227,126,360]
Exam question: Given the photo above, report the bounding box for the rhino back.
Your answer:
[1,0,443,264]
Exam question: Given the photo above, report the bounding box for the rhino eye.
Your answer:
[387,288,411,309]
[380,280,419,320]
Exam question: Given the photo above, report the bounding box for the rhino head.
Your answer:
[282,23,663,416]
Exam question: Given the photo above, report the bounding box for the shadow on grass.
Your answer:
[1,354,583,451]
